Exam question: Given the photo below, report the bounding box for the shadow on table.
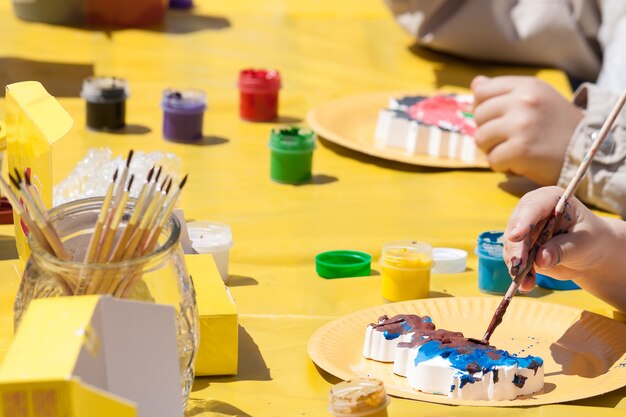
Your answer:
[293,174,338,186]
[0,57,94,97]
[164,135,230,147]
[524,286,554,299]
[429,291,454,298]
[241,115,303,125]
[498,175,541,198]
[156,10,230,34]
[31,9,230,35]
[0,235,18,261]
[193,325,271,388]
[185,398,252,417]
[407,44,543,90]
[94,124,152,135]
[313,363,342,385]
[0,236,18,261]
[318,137,489,174]
[226,275,258,287]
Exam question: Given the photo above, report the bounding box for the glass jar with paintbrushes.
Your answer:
[1,152,198,410]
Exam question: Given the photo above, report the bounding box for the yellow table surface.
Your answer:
[0,1,624,416]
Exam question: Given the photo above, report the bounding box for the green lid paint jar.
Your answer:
[269,127,316,184]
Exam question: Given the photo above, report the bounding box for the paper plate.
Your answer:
[307,297,626,407]
[306,92,489,169]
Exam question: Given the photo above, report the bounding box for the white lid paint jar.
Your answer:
[187,221,233,283]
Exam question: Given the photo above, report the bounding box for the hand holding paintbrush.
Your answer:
[480,87,626,343]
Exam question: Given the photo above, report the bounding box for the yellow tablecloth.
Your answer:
[0,1,624,416]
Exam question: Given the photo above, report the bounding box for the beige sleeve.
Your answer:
[558,83,626,217]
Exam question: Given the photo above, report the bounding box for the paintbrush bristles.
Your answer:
[5,154,188,298]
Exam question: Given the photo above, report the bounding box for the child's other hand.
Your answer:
[471,76,584,185]
[503,186,612,292]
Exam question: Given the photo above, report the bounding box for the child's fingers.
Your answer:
[473,93,508,126]
[518,266,536,293]
[472,76,517,106]
[503,236,529,277]
[474,118,509,153]
[504,187,565,244]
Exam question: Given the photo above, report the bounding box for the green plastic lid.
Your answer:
[269,126,316,152]
[315,250,372,279]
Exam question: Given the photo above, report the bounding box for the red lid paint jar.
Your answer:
[161,89,207,142]
[81,76,129,131]
[238,69,281,122]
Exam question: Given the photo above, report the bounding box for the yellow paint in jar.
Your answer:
[380,241,433,302]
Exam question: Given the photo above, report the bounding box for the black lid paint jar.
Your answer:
[81,76,129,131]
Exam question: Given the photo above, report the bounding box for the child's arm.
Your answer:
[504,186,626,313]
[473,76,626,218]
[471,75,583,186]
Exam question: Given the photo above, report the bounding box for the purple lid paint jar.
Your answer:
[169,0,193,8]
[81,76,129,131]
[161,89,207,142]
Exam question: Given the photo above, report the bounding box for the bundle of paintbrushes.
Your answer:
[0,150,188,297]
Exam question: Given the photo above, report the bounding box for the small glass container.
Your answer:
[13,197,198,410]
[329,378,390,417]
[379,240,433,302]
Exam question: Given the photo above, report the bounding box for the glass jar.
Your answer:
[329,378,390,417]
[13,197,198,409]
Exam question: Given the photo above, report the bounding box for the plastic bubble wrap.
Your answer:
[53,148,182,206]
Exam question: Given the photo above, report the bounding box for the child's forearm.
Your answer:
[575,217,626,313]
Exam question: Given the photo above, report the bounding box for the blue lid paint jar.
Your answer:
[475,231,510,294]
[536,273,581,290]
[161,89,207,142]
[81,76,129,131]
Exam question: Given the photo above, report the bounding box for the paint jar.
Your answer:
[475,231,511,294]
[269,127,316,184]
[12,0,83,25]
[169,0,193,8]
[329,378,390,417]
[85,0,167,27]
[379,240,433,302]
[81,76,129,131]
[187,221,233,283]
[238,69,281,121]
[161,89,207,142]
[536,273,580,290]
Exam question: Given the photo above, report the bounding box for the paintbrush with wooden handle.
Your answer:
[480,87,626,344]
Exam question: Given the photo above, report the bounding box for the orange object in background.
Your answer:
[85,0,167,27]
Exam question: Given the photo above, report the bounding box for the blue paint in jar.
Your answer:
[475,231,510,294]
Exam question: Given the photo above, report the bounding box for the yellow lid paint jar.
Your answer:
[379,240,433,302]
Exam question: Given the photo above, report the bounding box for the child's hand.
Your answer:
[503,186,612,292]
[471,76,584,185]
